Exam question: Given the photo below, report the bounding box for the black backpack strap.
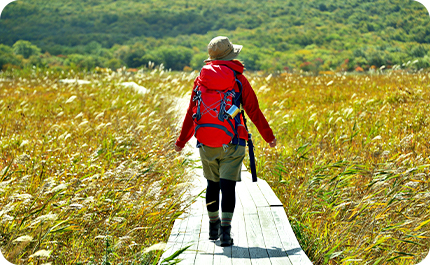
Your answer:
[226,67,246,147]
[228,68,243,107]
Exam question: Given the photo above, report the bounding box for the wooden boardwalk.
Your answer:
[160,139,312,265]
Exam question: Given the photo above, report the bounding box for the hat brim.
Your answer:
[204,44,243,63]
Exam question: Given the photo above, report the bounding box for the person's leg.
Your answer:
[200,144,223,240]
[218,144,245,246]
[220,178,236,226]
[206,179,221,240]
[218,178,236,246]
[206,179,220,222]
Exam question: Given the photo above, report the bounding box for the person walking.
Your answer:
[174,36,276,246]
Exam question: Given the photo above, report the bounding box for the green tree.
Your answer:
[142,46,193,71]
[123,43,146,68]
[65,54,104,70]
[410,26,430,43]
[2,0,430,72]
[84,41,103,56]
[240,48,262,71]
[413,56,430,69]
[0,44,21,69]
[12,40,41,59]
[106,58,123,70]
[409,45,428,58]
[365,48,386,67]
[190,53,207,70]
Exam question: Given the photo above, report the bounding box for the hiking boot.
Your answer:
[219,225,233,246]
[209,219,221,240]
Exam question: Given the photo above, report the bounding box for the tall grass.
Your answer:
[0,67,197,264]
[246,71,430,264]
[3,66,429,264]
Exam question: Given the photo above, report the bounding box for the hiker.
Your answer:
[174,36,276,247]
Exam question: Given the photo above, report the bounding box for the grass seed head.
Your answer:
[29,249,52,259]
[143,242,166,253]
[13,235,33,243]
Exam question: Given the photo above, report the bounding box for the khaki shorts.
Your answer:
[199,144,246,182]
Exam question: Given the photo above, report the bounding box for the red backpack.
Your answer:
[192,65,244,148]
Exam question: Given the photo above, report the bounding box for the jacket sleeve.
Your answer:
[175,79,197,148]
[240,75,275,143]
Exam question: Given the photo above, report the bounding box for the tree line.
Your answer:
[1,0,429,72]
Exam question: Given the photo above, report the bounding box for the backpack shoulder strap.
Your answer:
[228,68,243,107]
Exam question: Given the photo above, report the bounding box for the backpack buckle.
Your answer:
[223,144,229,152]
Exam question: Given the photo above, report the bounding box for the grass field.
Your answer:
[1,67,429,264]
[247,71,430,264]
[0,67,198,264]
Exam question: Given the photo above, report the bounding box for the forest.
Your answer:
[0,0,430,72]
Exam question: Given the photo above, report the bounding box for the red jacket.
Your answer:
[175,60,275,148]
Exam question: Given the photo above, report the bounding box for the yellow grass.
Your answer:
[2,66,429,265]
[246,70,430,264]
[0,67,197,264]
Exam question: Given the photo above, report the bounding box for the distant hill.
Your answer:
[1,0,429,71]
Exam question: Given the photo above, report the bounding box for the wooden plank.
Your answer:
[213,242,233,265]
[159,214,189,264]
[231,210,252,265]
[235,184,244,213]
[236,176,271,265]
[194,168,205,178]
[177,140,207,265]
[194,174,207,189]
[194,214,215,264]
[189,185,206,200]
[187,195,205,217]
[269,207,302,250]
[270,207,312,265]
[161,219,181,261]
[243,213,271,265]
[167,217,182,243]
[177,214,202,264]
[242,172,270,208]
[256,180,283,207]
[189,176,206,202]
[257,207,293,265]
[236,180,257,214]
[233,183,253,264]
[214,211,233,265]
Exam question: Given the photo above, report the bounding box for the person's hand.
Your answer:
[269,138,277,148]
[175,144,183,152]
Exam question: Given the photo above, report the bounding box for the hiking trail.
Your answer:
[158,95,313,264]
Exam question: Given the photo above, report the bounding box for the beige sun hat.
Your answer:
[204,36,243,62]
